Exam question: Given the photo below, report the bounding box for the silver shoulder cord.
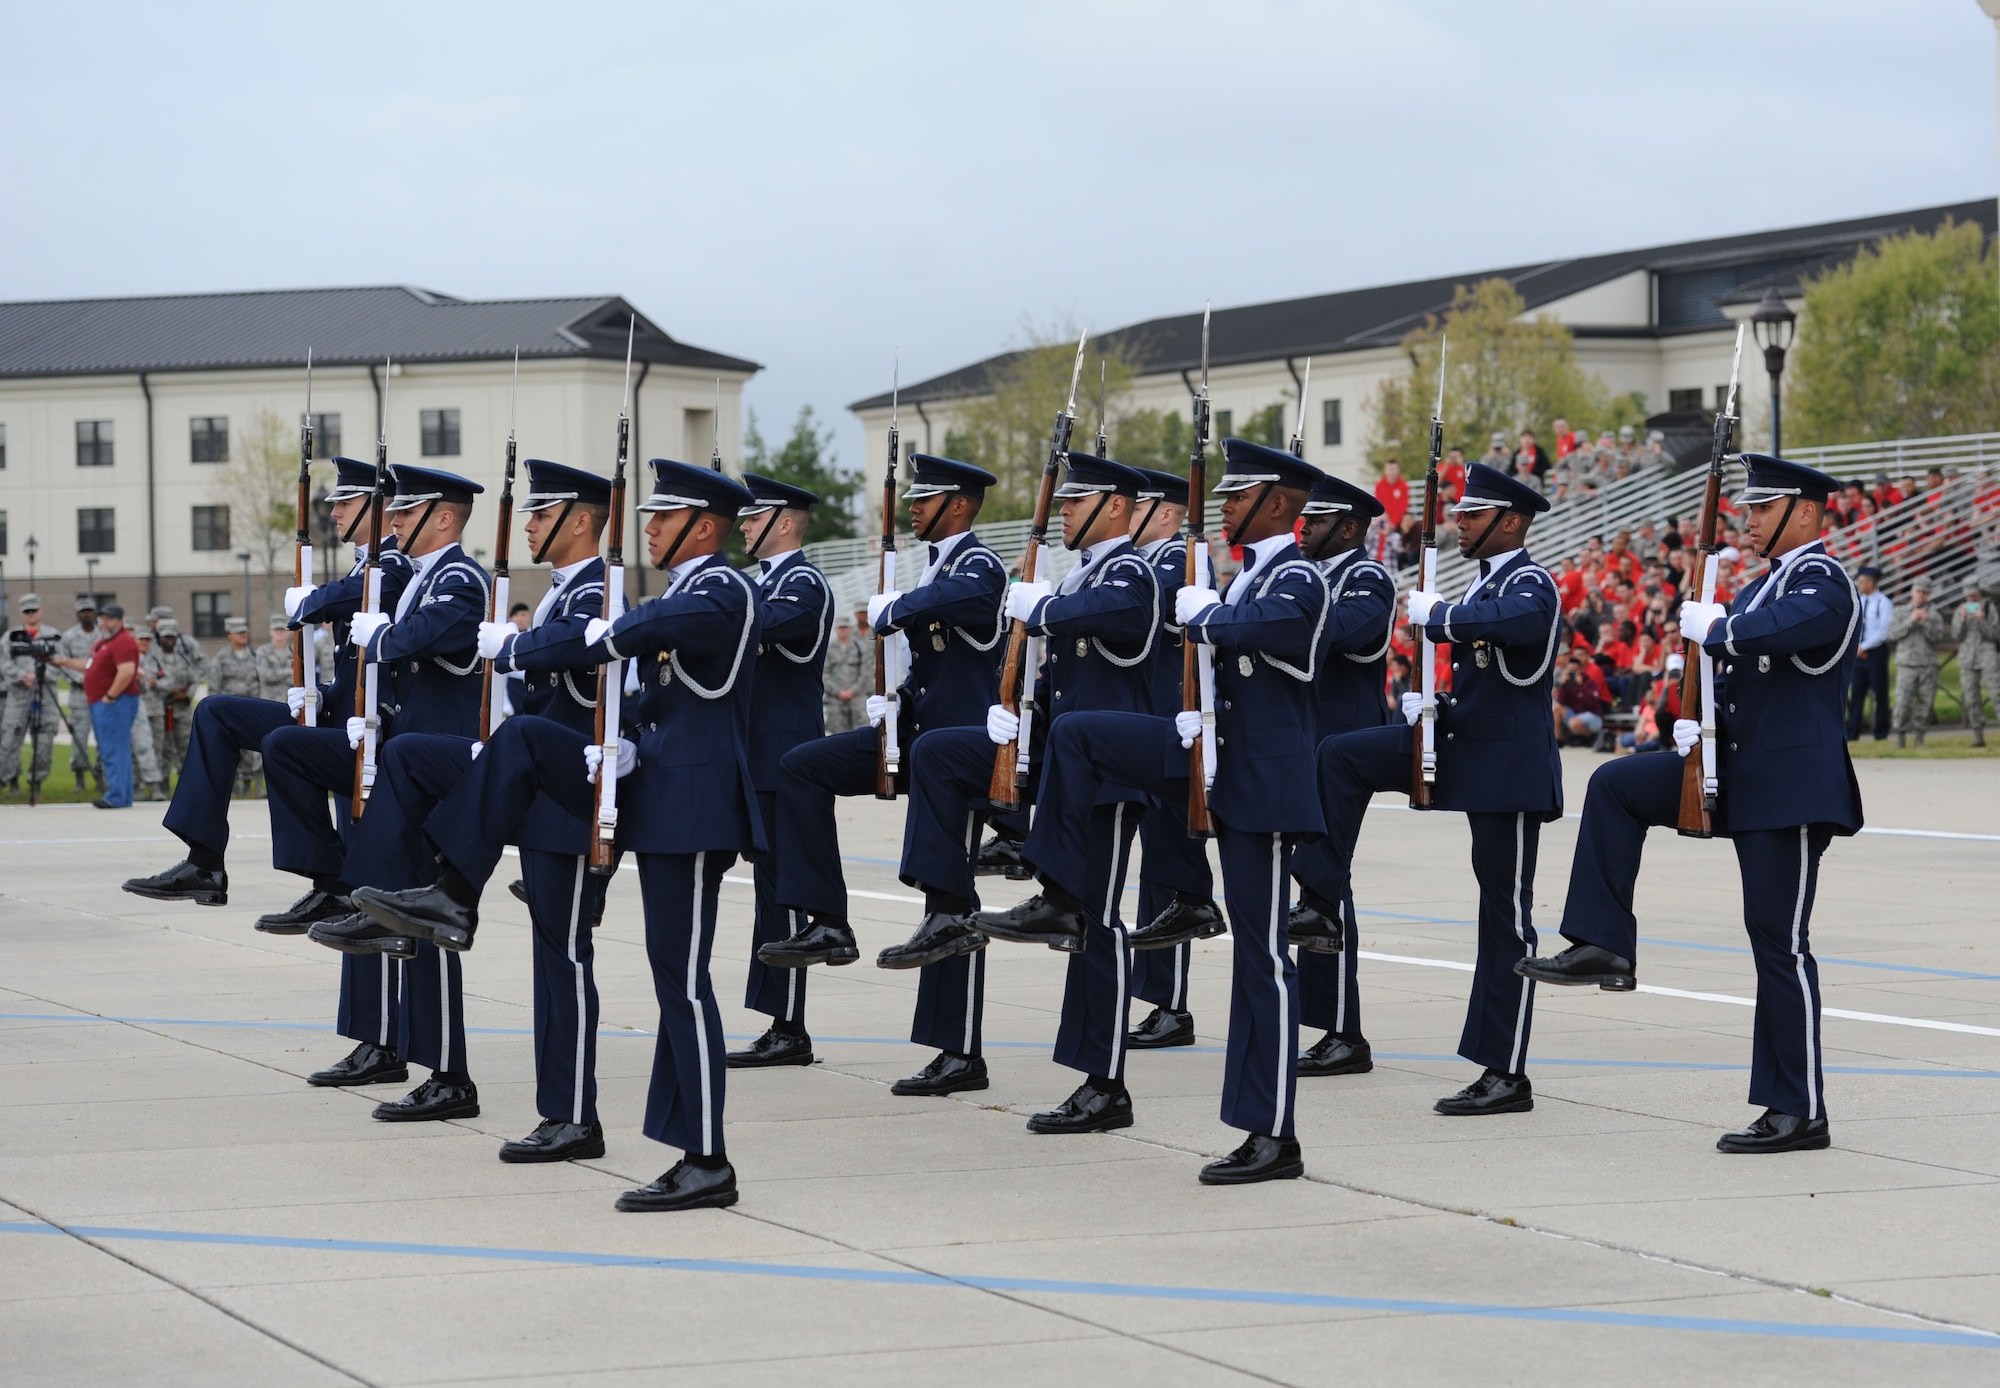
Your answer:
[948,547,1006,653]
[1774,557,1861,677]
[1252,558,1331,682]
[1086,552,1158,669]
[671,567,760,700]
[426,560,494,677]
[1491,565,1562,687]
[773,565,833,666]
[1329,557,1395,664]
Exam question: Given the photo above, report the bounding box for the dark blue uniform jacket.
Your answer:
[747,549,833,792]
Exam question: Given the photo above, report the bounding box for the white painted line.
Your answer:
[1363,802,2000,843]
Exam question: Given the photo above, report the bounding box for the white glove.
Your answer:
[345,716,367,750]
[1175,586,1221,625]
[283,585,313,620]
[348,612,391,650]
[1406,590,1443,626]
[1679,600,1725,646]
[1004,581,1052,624]
[286,686,308,718]
[868,590,903,628]
[584,736,637,784]
[1174,709,1203,749]
[476,620,515,660]
[583,617,614,647]
[986,703,1021,746]
[1672,718,1702,758]
[1400,691,1435,726]
[469,739,483,760]
[866,693,892,727]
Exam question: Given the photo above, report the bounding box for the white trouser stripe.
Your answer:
[1103,804,1128,1077]
[783,909,800,1022]
[1335,897,1350,1033]
[1791,825,1819,1121]
[1507,812,1532,1076]
[962,811,980,1055]
[566,857,588,1124]
[689,852,714,1154]
[1268,834,1289,1135]
[1172,944,1187,1012]
[438,947,453,1073]
[378,959,391,1048]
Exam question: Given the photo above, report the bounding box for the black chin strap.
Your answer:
[1065,493,1114,552]
[1468,507,1509,561]
[339,505,368,544]
[655,509,705,572]
[1227,482,1278,546]
[1757,497,1802,560]
[914,497,954,544]
[1306,515,1361,562]
[1135,498,1163,544]
[405,501,440,556]
[746,509,784,561]
[531,502,576,564]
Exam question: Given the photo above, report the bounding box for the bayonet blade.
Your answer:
[620,315,636,418]
[1291,356,1312,454]
[1064,331,1087,417]
[891,350,900,431]
[1095,360,1108,454]
[509,346,519,443]
[304,346,314,424]
[1723,321,1745,420]
[711,377,723,471]
[1198,303,1211,396]
[1434,334,1449,419]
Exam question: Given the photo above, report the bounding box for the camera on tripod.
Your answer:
[8,632,61,661]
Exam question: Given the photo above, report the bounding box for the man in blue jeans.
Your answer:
[84,604,141,809]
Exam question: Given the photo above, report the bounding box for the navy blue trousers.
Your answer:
[635,849,735,1155]
[521,849,604,1125]
[1025,711,1298,1136]
[1558,752,1830,1119]
[778,726,983,1056]
[744,790,807,1024]
[1846,646,1891,740]
[1290,764,1365,1041]
[1131,798,1206,1012]
[1305,724,1540,1075]
[262,724,462,1073]
[163,695,292,855]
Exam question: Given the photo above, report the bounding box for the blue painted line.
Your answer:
[1,1220,1991,1349]
[8,1013,1999,1079]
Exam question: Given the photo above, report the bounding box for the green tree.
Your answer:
[1109,407,1192,474]
[1367,278,1646,466]
[1233,402,1285,449]
[1786,218,2000,446]
[215,409,298,616]
[741,405,861,545]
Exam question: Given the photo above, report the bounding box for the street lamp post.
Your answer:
[85,557,99,608]
[237,552,253,627]
[1750,286,1797,454]
[24,534,37,592]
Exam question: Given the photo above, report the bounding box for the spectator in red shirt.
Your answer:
[1375,458,1411,532]
[1440,446,1468,503]
[83,604,140,809]
[1554,652,1607,745]
[1556,556,1587,614]
[1599,618,1638,672]
[1512,428,1551,482]
[1552,417,1576,459]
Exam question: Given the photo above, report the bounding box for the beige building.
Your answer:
[851,200,1994,489]
[0,286,758,629]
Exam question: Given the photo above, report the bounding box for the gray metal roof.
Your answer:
[0,285,760,379]
[853,199,1996,410]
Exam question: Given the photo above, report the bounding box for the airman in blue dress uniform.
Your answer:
[902,453,1159,1133]
[976,439,1331,1184]
[756,455,1007,1099]
[313,460,613,1159]
[1520,454,1860,1154]
[1305,460,1562,1117]
[1283,471,1396,1080]
[121,456,418,1089]
[259,464,490,1121]
[727,473,835,1070]
[356,459,764,1211]
[1123,467,1223,1052]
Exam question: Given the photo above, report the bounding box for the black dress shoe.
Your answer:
[1199,1133,1305,1185]
[756,917,859,969]
[1297,1034,1373,1077]
[890,1051,988,1097]
[1435,1069,1533,1115]
[1128,895,1226,951]
[971,894,1084,952]
[306,1041,408,1088]
[351,882,478,951]
[1126,1006,1195,1049]
[372,1074,480,1122]
[974,833,1035,880]
[308,913,418,960]
[252,888,351,935]
[1716,1108,1831,1154]
[508,878,529,906]
[1515,942,1636,992]
[615,1159,739,1212]
[878,912,990,968]
[726,1026,814,1069]
[500,1119,606,1163]
[122,859,230,907]
[1285,900,1344,954]
[1027,1083,1134,1134]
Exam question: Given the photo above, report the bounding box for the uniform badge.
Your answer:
[1238,654,1254,677]
[1758,655,1771,673]
[932,633,947,652]
[1475,645,1490,669]
[658,652,673,687]
[1075,638,1089,657]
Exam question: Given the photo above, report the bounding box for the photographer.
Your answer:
[2,594,62,796]
[82,605,139,809]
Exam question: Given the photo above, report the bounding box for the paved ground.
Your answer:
[3,749,1998,1385]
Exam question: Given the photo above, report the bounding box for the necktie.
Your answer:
[1479,559,1493,581]
[927,544,942,566]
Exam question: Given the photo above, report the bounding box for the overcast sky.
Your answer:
[3,0,1994,468]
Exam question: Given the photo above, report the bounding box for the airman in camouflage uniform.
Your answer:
[58,598,107,792]
[1,594,60,795]
[130,629,167,798]
[256,614,295,702]
[821,613,874,733]
[1954,580,1999,748]
[1890,580,1945,747]
[211,617,265,793]
[151,618,204,780]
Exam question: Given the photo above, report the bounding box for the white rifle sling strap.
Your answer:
[487,570,510,737]
[1698,550,1721,798]
[880,545,901,776]
[359,564,383,800]
[1417,540,1438,784]
[1195,540,1219,791]
[596,561,626,850]
[1015,541,1049,783]
[298,542,318,722]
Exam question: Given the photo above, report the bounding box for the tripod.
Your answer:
[21,651,103,807]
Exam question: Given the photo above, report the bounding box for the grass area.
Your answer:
[1846,727,1997,759]
[2,741,109,804]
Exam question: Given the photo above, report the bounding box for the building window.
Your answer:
[309,412,341,460]
[192,505,231,551]
[1668,388,1703,413]
[1214,409,1233,439]
[191,591,230,639]
[190,416,230,463]
[1322,399,1343,447]
[0,422,7,468]
[77,419,114,467]
[78,507,116,553]
[0,510,7,555]
[1715,385,1732,410]
[420,408,461,457]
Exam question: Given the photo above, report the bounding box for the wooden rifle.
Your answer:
[874,357,902,799]
[477,349,519,744]
[293,349,318,726]
[590,319,636,874]
[351,357,391,816]
[1184,305,1214,837]
[990,332,1087,810]
[1676,322,1745,837]
[1410,337,1446,809]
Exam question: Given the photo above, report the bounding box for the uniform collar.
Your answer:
[758,547,803,580]
[1237,531,1295,580]
[404,542,456,588]
[667,551,714,593]
[1076,535,1125,569]
[547,555,594,589]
